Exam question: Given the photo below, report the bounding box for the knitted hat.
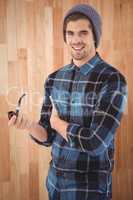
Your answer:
[63,4,102,48]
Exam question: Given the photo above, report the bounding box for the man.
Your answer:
[8,4,127,200]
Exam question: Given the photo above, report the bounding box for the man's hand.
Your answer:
[8,112,33,131]
[49,96,68,142]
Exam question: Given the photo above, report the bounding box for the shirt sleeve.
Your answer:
[30,77,56,146]
[66,72,128,156]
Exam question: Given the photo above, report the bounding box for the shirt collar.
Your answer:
[69,52,102,75]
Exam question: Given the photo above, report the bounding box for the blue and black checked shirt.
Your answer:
[31,52,127,199]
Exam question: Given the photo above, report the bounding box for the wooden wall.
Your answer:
[0,0,132,199]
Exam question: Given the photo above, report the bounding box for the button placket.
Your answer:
[70,70,81,103]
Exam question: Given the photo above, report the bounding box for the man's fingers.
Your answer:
[18,113,30,130]
[8,111,32,130]
[14,112,22,128]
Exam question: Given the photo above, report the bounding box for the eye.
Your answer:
[79,30,89,36]
[66,31,74,36]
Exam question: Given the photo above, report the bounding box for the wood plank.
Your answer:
[0,1,132,200]
[0,44,8,95]
[0,95,10,181]
[0,0,7,43]
[6,0,17,61]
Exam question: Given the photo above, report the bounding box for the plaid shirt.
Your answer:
[31,52,127,199]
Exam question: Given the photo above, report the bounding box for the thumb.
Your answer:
[8,115,17,127]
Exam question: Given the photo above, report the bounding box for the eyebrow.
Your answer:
[66,30,89,33]
[66,24,92,33]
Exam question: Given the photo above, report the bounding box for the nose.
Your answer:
[70,33,82,44]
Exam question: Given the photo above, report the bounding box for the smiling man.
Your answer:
[65,16,96,66]
[8,3,128,200]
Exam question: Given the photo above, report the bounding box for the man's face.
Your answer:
[65,19,96,66]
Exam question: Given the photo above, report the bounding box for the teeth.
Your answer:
[73,47,83,50]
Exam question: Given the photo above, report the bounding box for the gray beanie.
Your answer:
[63,4,102,48]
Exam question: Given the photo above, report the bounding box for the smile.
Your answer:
[72,47,84,51]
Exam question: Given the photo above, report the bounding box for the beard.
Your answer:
[71,50,88,60]
[69,41,96,64]
[71,48,88,60]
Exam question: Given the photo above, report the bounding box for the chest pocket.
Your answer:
[51,88,70,117]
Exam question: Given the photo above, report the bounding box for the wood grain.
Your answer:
[0,0,132,200]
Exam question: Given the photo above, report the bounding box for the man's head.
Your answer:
[63,4,102,48]
[63,4,102,66]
